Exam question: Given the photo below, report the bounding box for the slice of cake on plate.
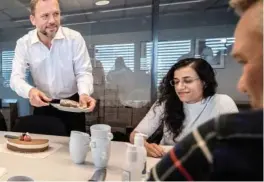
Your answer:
[6,133,49,153]
[60,99,87,109]
[60,99,79,108]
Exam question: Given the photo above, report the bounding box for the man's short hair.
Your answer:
[230,0,263,35]
[30,0,59,15]
[230,0,261,14]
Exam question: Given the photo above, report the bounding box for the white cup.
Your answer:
[90,137,112,168]
[90,124,113,168]
[69,131,91,164]
[90,124,113,139]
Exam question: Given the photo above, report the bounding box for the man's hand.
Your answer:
[145,142,166,158]
[79,94,96,112]
[29,88,52,107]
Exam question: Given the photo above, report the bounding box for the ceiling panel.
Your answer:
[20,21,32,27]
[77,0,97,10]
[62,15,88,23]
[0,21,19,29]
[90,11,125,20]
[60,0,82,12]
[124,8,151,17]
[77,0,152,11]
[159,0,229,13]
[0,0,29,21]
[99,0,126,8]
[97,0,152,9]
[3,8,30,19]
[0,0,27,9]
[16,0,30,6]
[0,0,234,32]
[0,12,12,21]
[123,0,152,6]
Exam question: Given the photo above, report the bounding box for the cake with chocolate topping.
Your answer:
[60,99,80,108]
[60,99,86,109]
[6,133,49,153]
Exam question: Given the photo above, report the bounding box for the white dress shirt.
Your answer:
[134,94,239,145]
[10,26,93,99]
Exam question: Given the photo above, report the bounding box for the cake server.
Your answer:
[88,168,107,181]
[4,135,19,139]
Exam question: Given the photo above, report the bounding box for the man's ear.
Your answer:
[30,15,36,26]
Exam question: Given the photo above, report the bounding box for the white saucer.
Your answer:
[50,103,90,113]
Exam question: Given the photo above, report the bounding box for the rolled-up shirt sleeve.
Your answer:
[73,33,93,96]
[10,39,33,99]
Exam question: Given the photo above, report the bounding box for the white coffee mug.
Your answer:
[90,124,113,139]
[69,131,91,164]
[90,137,113,168]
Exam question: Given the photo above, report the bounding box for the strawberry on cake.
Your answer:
[6,133,49,153]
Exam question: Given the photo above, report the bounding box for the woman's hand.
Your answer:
[145,142,166,158]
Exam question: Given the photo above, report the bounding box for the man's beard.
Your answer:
[40,27,57,38]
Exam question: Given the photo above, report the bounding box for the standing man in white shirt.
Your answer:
[10,0,96,135]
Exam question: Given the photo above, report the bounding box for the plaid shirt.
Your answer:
[148,110,263,181]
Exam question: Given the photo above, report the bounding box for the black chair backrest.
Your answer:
[0,112,7,131]
[12,115,67,136]
[147,122,164,144]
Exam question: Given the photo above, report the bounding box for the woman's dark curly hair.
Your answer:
[155,58,218,142]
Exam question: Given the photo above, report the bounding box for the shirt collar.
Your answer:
[31,26,65,45]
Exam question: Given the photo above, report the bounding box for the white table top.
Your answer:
[0,131,163,181]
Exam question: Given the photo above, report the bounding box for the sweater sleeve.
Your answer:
[217,94,239,114]
[134,102,164,138]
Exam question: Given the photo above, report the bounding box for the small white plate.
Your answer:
[50,103,90,113]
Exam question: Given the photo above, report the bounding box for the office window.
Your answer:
[1,51,14,87]
[1,50,30,87]
[141,40,192,86]
[205,37,235,56]
[195,37,235,68]
[95,43,135,76]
